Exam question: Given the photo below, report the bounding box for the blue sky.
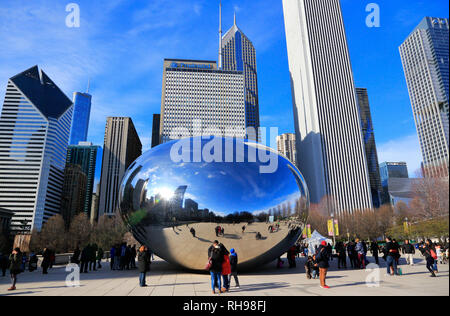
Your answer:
[0,0,448,176]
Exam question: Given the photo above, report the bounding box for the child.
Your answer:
[312,255,320,279]
[305,256,313,279]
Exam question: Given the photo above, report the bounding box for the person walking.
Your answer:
[138,246,151,287]
[208,241,224,294]
[419,240,438,277]
[8,248,22,291]
[385,237,400,276]
[402,240,415,266]
[229,249,240,288]
[0,252,9,277]
[370,241,380,265]
[316,241,330,289]
[41,248,51,275]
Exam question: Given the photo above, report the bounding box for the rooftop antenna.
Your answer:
[219,0,223,70]
[234,10,236,25]
[86,78,91,94]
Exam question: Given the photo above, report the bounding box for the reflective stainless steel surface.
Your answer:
[119,137,309,271]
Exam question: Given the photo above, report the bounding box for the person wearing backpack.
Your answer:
[208,241,224,294]
[8,248,23,291]
[419,240,438,277]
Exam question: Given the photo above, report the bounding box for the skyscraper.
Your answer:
[277,133,297,167]
[282,0,372,213]
[69,92,92,145]
[356,88,382,208]
[65,142,102,216]
[221,13,260,141]
[0,66,73,233]
[159,59,246,143]
[61,164,87,227]
[152,114,161,148]
[399,17,449,177]
[98,117,142,217]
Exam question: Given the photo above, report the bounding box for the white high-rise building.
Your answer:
[0,66,73,233]
[399,17,449,177]
[282,0,372,213]
[160,59,246,143]
[277,133,297,167]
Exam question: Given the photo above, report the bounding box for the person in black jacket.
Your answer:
[80,245,90,273]
[138,246,151,287]
[208,241,224,294]
[41,248,51,275]
[385,237,399,276]
[229,248,240,288]
[0,252,9,277]
[316,241,330,289]
[335,241,347,269]
[402,240,415,266]
[370,241,380,265]
[419,240,437,277]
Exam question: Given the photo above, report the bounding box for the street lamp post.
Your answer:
[331,212,336,246]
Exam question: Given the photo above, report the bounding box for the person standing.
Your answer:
[72,247,81,264]
[41,248,51,275]
[29,252,38,272]
[8,248,22,291]
[402,240,415,266]
[0,252,8,277]
[138,246,151,287]
[370,241,380,265]
[222,252,231,292]
[347,241,357,269]
[130,245,137,269]
[97,248,104,269]
[208,241,224,294]
[80,245,90,273]
[385,237,399,276]
[229,249,240,288]
[316,241,330,289]
[110,245,116,270]
[355,239,365,269]
[335,241,347,269]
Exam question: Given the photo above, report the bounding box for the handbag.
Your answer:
[205,258,212,271]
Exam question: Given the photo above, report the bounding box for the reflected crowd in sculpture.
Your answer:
[119,137,309,271]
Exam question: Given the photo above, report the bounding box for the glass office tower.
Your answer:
[69,92,92,145]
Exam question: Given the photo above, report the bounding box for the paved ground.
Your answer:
[0,254,448,296]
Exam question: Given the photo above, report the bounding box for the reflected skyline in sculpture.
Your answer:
[119,137,309,271]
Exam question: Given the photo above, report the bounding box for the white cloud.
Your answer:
[377,134,422,177]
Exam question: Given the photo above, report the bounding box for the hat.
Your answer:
[321,241,327,246]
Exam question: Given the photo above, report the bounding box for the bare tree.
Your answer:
[30,215,67,253]
[68,213,92,250]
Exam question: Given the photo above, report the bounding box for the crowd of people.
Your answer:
[1,236,448,293]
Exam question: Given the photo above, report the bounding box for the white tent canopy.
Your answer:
[304,230,332,255]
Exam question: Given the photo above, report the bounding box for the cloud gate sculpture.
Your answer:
[119,137,309,271]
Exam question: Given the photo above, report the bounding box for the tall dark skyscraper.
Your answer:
[379,161,409,204]
[65,142,102,217]
[400,17,449,177]
[221,13,260,141]
[98,117,142,217]
[152,114,161,148]
[61,164,87,227]
[0,66,73,233]
[69,92,92,145]
[356,88,382,208]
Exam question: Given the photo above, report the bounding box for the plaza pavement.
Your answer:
[0,254,448,296]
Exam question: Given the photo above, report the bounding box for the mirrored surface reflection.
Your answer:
[119,137,309,271]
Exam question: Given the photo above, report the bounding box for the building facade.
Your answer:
[379,161,409,205]
[0,66,73,233]
[98,117,142,217]
[221,15,260,141]
[0,208,13,234]
[399,17,449,177]
[160,59,246,143]
[65,142,101,216]
[152,114,161,148]
[69,92,92,145]
[282,0,372,213]
[277,133,297,166]
[356,88,383,208]
[61,164,87,227]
